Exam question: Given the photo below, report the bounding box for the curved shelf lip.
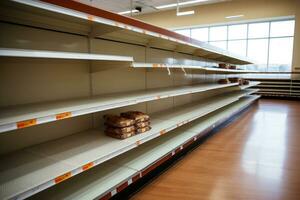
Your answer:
[239,81,261,89]
[0,90,254,200]
[0,83,238,133]
[10,0,253,65]
[0,48,134,61]
[132,62,259,73]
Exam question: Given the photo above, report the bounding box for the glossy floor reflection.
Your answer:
[131,99,300,200]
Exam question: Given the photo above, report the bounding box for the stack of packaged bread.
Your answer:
[104,111,151,139]
[218,77,250,85]
[218,63,237,70]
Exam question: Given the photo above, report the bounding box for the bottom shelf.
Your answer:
[29,95,259,200]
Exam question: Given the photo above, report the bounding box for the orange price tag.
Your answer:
[82,162,94,171]
[17,119,37,129]
[87,15,94,21]
[55,172,71,184]
[56,112,72,120]
[153,64,159,68]
[160,130,166,135]
[136,140,141,146]
[143,30,147,34]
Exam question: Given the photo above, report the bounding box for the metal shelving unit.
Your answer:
[0,83,241,133]
[239,81,261,89]
[0,1,261,200]
[0,48,134,61]
[28,95,260,200]
[248,78,300,98]
[0,90,254,200]
[132,62,258,73]
[0,0,254,65]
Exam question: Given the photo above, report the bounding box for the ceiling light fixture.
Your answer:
[118,9,139,15]
[225,14,244,19]
[177,10,195,16]
[156,0,209,9]
[176,0,195,16]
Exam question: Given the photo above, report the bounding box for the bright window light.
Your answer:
[191,28,209,41]
[156,0,209,9]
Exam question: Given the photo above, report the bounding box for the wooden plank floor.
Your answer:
[131,99,300,200]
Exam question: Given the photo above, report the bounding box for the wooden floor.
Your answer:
[131,99,300,200]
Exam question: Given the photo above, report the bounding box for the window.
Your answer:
[248,22,269,38]
[173,18,295,72]
[247,39,269,64]
[175,29,190,37]
[191,28,208,42]
[228,40,247,56]
[270,20,295,37]
[209,41,227,50]
[268,38,294,72]
[209,26,227,41]
[228,24,247,40]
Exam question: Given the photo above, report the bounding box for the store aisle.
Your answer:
[131,99,300,200]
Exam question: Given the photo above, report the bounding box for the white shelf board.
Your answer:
[0,48,133,61]
[28,95,259,200]
[29,160,138,200]
[5,0,253,65]
[112,95,261,171]
[132,62,258,73]
[245,89,260,95]
[0,83,238,133]
[202,67,258,74]
[256,85,300,88]
[239,81,260,89]
[0,90,249,200]
[258,89,300,93]
[256,92,300,96]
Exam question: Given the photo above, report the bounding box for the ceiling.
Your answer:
[76,0,229,15]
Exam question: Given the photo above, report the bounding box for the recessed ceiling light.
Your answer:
[177,10,195,16]
[156,0,209,9]
[118,9,139,15]
[225,14,244,19]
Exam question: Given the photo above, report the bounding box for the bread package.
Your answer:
[105,126,135,135]
[228,77,240,83]
[121,111,150,122]
[136,126,151,134]
[103,114,135,128]
[218,63,228,69]
[243,79,250,85]
[135,121,151,128]
[106,131,135,139]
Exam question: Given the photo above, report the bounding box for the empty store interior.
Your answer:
[0,0,299,199]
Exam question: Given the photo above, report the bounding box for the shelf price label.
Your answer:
[160,129,166,135]
[55,172,72,184]
[82,162,94,171]
[56,112,72,120]
[87,15,94,21]
[17,119,37,129]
